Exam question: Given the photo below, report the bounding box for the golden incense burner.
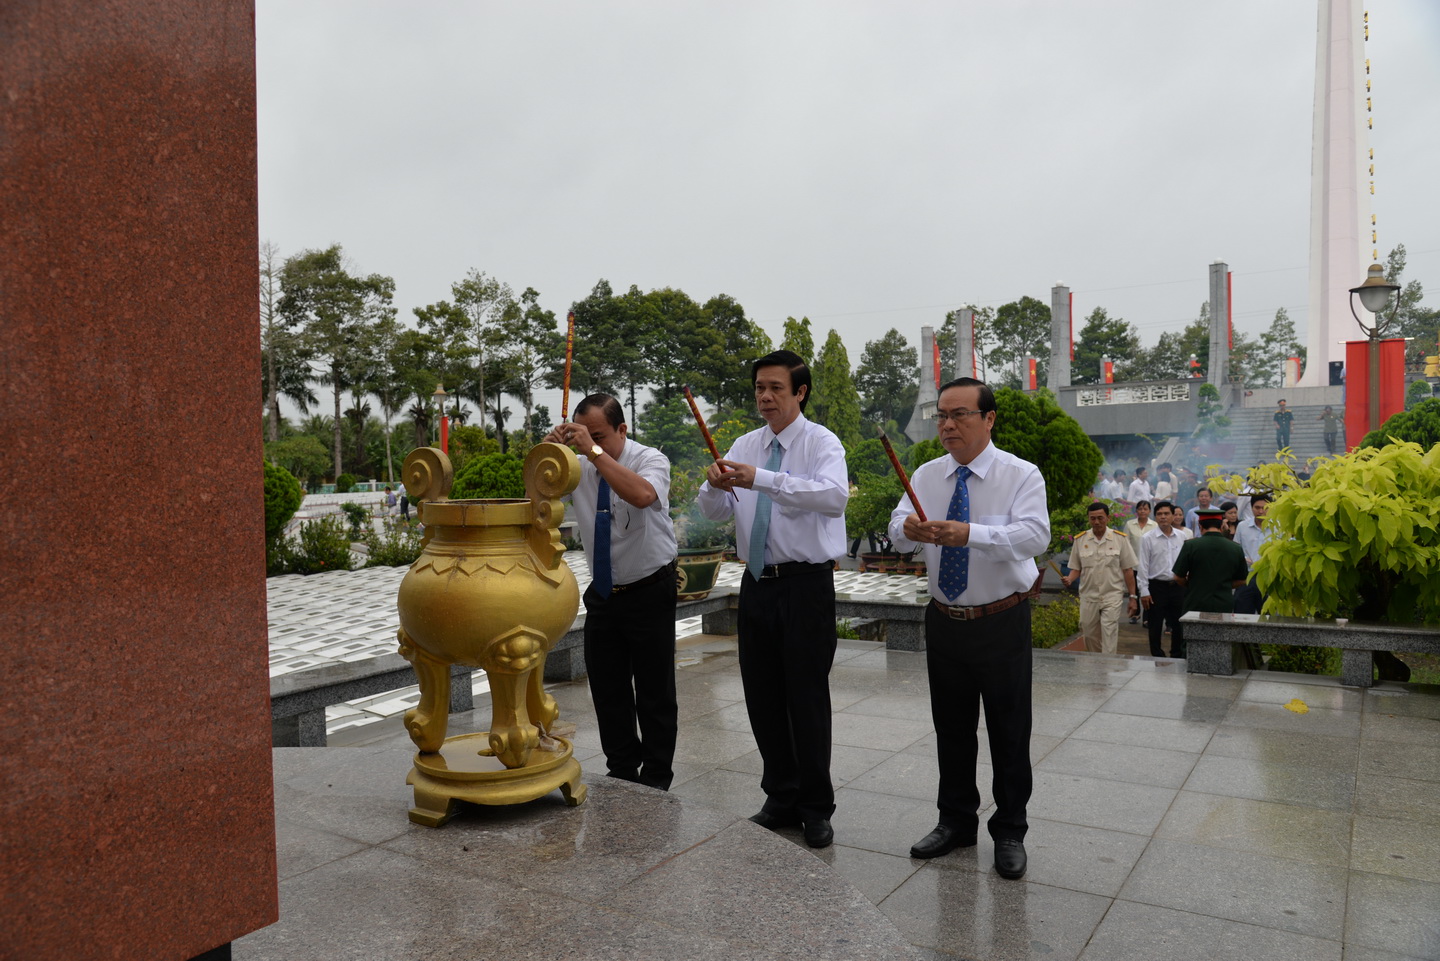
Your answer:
[396,443,585,826]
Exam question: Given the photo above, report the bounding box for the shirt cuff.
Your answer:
[753,468,779,493]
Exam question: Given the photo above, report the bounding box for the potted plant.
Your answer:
[673,507,734,600]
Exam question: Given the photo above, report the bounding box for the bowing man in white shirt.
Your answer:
[887,378,1049,881]
[698,349,849,849]
[548,394,679,790]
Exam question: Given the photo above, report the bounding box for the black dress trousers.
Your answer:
[924,599,1032,842]
[736,567,837,823]
[582,569,679,790]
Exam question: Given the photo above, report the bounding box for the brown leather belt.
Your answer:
[610,560,678,594]
[931,570,1045,621]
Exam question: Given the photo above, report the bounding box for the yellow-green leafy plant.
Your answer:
[1254,440,1440,623]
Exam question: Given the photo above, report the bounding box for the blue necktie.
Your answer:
[593,477,613,598]
[938,465,971,601]
[746,441,784,580]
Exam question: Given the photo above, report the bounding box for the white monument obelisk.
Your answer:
[1299,0,1373,387]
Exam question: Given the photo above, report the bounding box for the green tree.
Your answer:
[1072,307,1141,385]
[845,437,891,479]
[991,388,1102,511]
[278,244,395,478]
[810,329,862,445]
[1193,382,1231,441]
[500,286,562,436]
[567,279,630,404]
[1254,307,1305,388]
[1384,244,1440,365]
[702,294,771,412]
[449,269,517,430]
[855,328,917,428]
[987,296,1050,388]
[780,316,815,361]
[635,394,710,470]
[640,286,721,403]
[260,240,315,441]
[264,435,332,485]
[1360,398,1440,450]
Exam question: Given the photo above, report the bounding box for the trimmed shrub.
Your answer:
[451,451,525,499]
[1032,592,1080,649]
[363,524,424,567]
[263,461,303,541]
[1263,644,1341,676]
[335,472,358,494]
[339,501,369,539]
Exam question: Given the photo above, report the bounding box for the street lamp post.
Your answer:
[1348,263,1401,434]
[431,384,450,454]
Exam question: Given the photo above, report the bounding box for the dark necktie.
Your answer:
[938,465,971,601]
[593,477,613,598]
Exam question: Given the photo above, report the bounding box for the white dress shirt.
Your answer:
[569,438,677,584]
[887,442,1049,606]
[1234,517,1273,568]
[1136,524,1191,593]
[1127,478,1153,503]
[697,413,848,564]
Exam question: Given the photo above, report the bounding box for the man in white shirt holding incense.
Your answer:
[547,394,679,790]
[887,377,1049,880]
[699,349,849,849]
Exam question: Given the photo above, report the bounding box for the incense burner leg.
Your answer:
[398,628,450,753]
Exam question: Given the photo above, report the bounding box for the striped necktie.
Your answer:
[746,440,784,580]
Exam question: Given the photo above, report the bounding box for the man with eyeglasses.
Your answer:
[699,349,849,849]
[887,378,1049,880]
[546,393,679,790]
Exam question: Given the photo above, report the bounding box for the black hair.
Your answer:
[1154,500,1176,514]
[1250,493,1271,507]
[751,349,811,412]
[1199,515,1225,531]
[938,377,997,414]
[1136,500,1152,511]
[1221,501,1238,513]
[1087,501,1110,516]
[574,393,625,429]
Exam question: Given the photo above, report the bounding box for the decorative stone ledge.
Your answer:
[1180,612,1440,687]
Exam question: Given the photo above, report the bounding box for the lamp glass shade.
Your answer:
[431,385,449,410]
[1356,285,1393,314]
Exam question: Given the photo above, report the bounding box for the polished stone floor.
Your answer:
[243,634,1440,960]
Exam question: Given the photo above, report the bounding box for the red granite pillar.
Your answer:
[0,4,279,959]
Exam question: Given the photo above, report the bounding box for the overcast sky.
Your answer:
[257,0,1440,417]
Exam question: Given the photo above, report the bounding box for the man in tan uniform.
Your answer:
[1061,502,1138,653]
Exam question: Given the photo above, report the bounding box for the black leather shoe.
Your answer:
[994,838,1027,879]
[909,825,976,859]
[803,818,834,848]
[749,810,800,831]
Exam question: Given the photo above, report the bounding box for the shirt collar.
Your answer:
[767,412,806,453]
[945,441,996,480]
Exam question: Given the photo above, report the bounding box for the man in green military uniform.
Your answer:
[1171,508,1248,658]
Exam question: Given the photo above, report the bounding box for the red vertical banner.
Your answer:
[1345,338,1407,447]
[440,414,449,454]
[1103,359,1114,384]
[1068,293,1074,361]
[1027,358,1037,390]
[1227,271,1233,351]
[932,340,941,388]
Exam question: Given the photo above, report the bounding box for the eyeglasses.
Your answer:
[935,409,987,423]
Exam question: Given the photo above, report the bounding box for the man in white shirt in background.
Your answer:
[548,393,679,789]
[1233,493,1274,614]
[1127,466,1153,504]
[1137,500,1191,658]
[699,349,848,849]
[887,377,1049,881]
[1185,487,1214,537]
